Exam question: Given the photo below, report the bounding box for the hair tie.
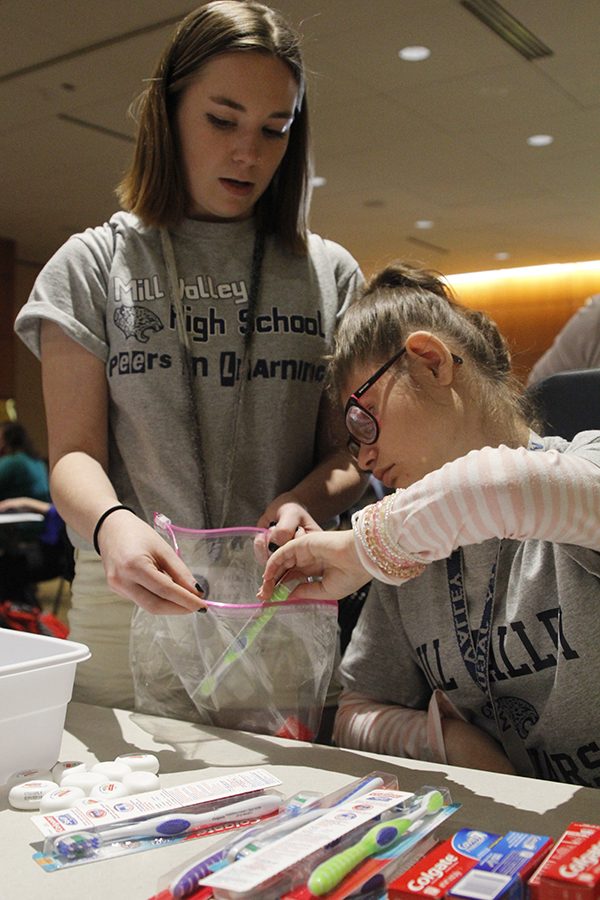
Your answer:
[93,505,135,555]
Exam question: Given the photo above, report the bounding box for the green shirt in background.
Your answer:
[0,452,50,502]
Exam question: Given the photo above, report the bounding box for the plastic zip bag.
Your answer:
[130,514,339,740]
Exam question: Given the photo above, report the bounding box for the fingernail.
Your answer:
[196,606,208,614]
[268,542,279,553]
[195,577,209,597]
[268,521,277,527]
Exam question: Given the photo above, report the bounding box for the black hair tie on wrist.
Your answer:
[93,504,135,555]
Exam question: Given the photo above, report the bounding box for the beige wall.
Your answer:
[448,264,600,382]
[0,238,16,406]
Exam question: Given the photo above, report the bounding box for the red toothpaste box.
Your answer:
[537,825,600,900]
[388,829,500,899]
[448,832,553,900]
[528,823,600,900]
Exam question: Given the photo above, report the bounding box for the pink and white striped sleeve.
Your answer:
[352,444,600,585]
[333,689,466,762]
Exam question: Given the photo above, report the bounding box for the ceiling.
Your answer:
[2,0,600,277]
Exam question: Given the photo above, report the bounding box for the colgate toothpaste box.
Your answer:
[388,829,500,899]
[538,826,600,900]
[448,832,553,900]
[528,824,600,900]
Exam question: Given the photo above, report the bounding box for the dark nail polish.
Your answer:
[196,606,208,614]
[268,541,279,553]
[195,576,209,598]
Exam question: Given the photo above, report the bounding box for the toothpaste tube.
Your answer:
[528,823,600,900]
[537,826,600,900]
[388,829,500,899]
[448,831,553,900]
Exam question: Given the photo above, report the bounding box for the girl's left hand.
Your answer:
[442,718,516,775]
[257,528,371,602]
[257,495,322,549]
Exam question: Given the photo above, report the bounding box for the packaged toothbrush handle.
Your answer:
[194,581,294,700]
[167,777,396,899]
[168,791,323,897]
[307,790,445,896]
[97,794,281,842]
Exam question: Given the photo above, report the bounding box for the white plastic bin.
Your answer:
[0,630,90,784]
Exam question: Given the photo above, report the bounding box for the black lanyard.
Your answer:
[160,227,264,529]
[446,546,498,695]
[446,543,536,777]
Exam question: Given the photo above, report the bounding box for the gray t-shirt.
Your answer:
[16,212,362,542]
[340,432,600,787]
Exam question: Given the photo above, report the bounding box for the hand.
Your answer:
[257,528,371,602]
[257,494,322,550]
[442,718,516,775]
[96,510,206,615]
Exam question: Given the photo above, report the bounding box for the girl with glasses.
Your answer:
[259,262,600,783]
[15,1,365,713]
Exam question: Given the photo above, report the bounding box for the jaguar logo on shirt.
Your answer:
[482,695,539,739]
[114,306,164,343]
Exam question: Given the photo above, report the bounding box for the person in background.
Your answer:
[527,294,600,386]
[0,421,50,504]
[14,1,365,714]
[0,496,67,553]
[0,421,51,582]
[0,496,74,604]
[259,262,600,786]
[0,439,55,606]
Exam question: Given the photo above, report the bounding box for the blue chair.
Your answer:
[527,368,600,440]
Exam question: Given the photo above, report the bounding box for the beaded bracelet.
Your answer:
[354,496,427,582]
[93,504,135,555]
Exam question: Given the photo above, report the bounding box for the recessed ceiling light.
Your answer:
[398,45,431,62]
[527,134,553,147]
[415,219,434,229]
[494,251,510,260]
[311,175,327,188]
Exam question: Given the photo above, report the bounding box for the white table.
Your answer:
[1,701,598,899]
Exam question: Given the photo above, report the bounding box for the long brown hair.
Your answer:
[0,421,40,458]
[117,1,312,254]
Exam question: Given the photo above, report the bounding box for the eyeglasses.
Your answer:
[345,346,463,459]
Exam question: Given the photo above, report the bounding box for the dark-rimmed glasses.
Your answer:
[345,346,463,459]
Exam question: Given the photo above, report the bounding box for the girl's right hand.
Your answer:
[96,510,206,615]
[257,528,371,602]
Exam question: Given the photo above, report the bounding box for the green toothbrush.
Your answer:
[194,580,293,699]
[307,789,445,896]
